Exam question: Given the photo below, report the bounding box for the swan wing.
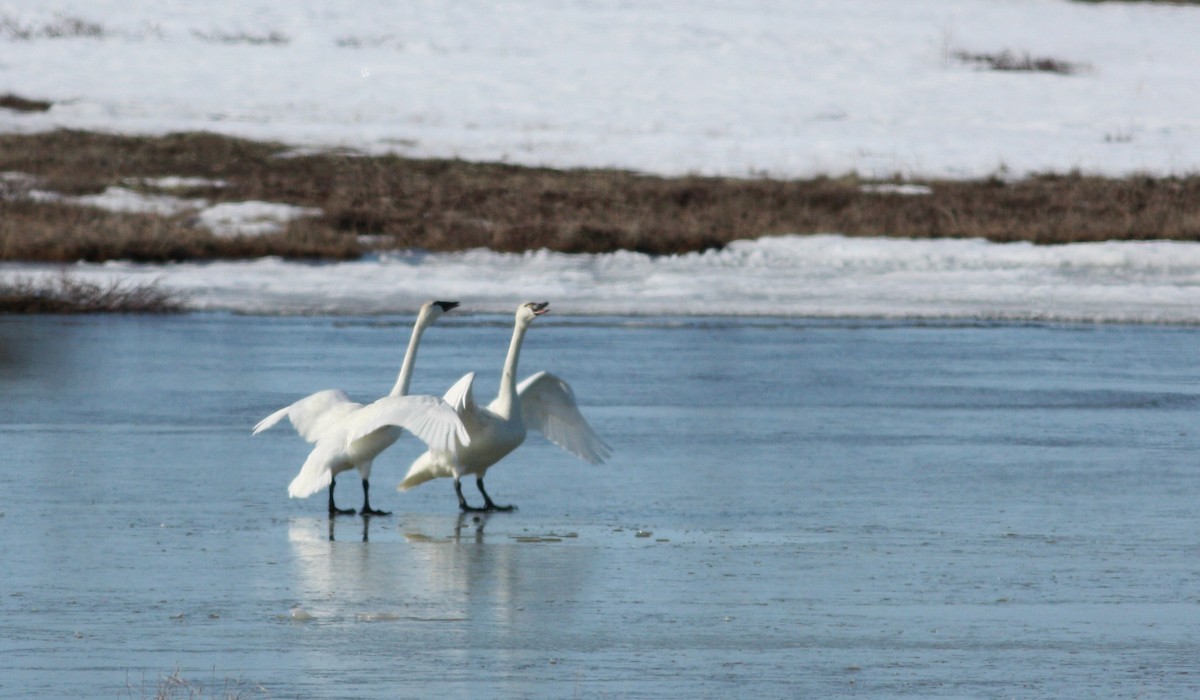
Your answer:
[442,372,477,414]
[253,389,358,443]
[517,371,611,465]
[345,394,470,455]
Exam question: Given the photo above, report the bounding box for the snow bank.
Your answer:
[6,235,1198,322]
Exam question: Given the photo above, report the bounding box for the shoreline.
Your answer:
[3,129,1200,315]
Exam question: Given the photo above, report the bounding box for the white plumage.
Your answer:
[253,301,466,515]
[517,370,612,464]
[398,302,610,511]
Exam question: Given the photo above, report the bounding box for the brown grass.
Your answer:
[2,130,1200,266]
[0,12,106,40]
[0,199,359,263]
[0,273,183,313]
[121,667,267,700]
[189,29,289,45]
[0,93,52,112]
[952,50,1088,76]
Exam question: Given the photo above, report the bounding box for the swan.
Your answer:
[253,301,468,516]
[394,301,611,511]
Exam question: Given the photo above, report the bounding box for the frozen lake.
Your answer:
[2,313,1200,698]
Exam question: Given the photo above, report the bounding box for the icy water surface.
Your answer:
[2,314,1200,698]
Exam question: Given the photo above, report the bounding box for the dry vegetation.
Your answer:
[189,28,289,45]
[0,273,182,313]
[0,92,51,112]
[120,667,267,700]
[4,130,1200,273]
[0,198,359,263]
[0,12,106,40]
[952,49,1089,75]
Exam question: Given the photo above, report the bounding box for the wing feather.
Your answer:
[517,371,610,464]
[345,394,470,455]
[253,389,359,443]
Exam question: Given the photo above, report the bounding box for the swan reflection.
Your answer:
[286,513,591,636]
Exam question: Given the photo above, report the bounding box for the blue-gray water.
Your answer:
[2,314,1199,698]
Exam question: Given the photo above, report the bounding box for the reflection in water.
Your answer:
[315,512,490,543]
[402,512,491,543]
[322,514,389,542]
[287,513,591,636]
[319,511,403,545]
[300,512,491,544]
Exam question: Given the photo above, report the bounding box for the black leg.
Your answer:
[328,477,356,516]
[359,478,390,517]
[477,477,515,512]
[456,477,484,512]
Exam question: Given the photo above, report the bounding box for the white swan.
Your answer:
[395,302,611,511]
[253,301,468,516]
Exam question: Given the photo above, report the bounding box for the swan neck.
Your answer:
[389,319,428,397]
[494,319,529,418]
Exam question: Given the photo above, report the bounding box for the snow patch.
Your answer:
[195,201,322,237]
[860,184,933,196]
[124,176,229,190]
[72,186,207,216]
[0,171,38,198]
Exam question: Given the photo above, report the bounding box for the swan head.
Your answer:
[516,301,549,325]
[419,300,460,326]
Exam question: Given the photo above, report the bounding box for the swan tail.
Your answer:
[287,443,337,499]
[398,451,451,492]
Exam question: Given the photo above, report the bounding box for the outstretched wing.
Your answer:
[517,371,611,464]
[253,389,359,443]
[345,394,470,456]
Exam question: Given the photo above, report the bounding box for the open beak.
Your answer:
[532,302,550,315]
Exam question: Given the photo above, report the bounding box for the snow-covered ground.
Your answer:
[3,0,1199,179]
[3,0,1200,320]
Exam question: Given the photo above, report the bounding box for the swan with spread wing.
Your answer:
[253,301,468,515]
[393,302,610,511]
